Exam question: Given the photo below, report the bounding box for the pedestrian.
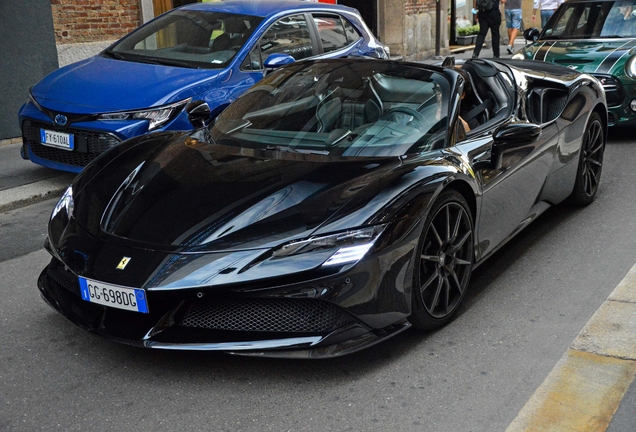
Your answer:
[472,0,504,59]
[532,0,563,28]
[504,0,523,54]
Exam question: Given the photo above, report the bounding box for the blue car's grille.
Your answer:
[22,120,121,167]
[592,74,625,108]
[180,298,355,333]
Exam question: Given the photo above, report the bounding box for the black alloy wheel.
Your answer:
[409,190,474,330]
[568,112,605,206]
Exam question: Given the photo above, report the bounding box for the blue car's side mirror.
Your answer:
[263,54,295,69]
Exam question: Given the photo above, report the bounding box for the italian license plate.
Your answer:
[40,129,74,150]
[79,277,149,313]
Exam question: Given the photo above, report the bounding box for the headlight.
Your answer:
[626,56,636,78]
[272,225,386,267]
[51,185,74,220]
[98,98,191,131]
[511,53,525,60]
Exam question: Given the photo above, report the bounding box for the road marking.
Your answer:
[507,264,636,431]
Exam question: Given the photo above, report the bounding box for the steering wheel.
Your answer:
[381,107,427,130]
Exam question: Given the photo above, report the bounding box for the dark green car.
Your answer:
[514,0,636,126]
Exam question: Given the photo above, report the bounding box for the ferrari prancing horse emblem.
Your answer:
[116,257,131,270]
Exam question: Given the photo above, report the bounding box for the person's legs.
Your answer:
[473,13,490,58]
[507,9,521,53]
[490,10,501,57]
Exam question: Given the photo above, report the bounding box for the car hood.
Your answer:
[70,132,412,254]
[523,38,636,74]
[31,55,222,113]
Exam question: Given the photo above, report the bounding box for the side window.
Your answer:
[260,15,314,61]
[241,45,263,71]
[343,18,362,44]
[312,14,349,53]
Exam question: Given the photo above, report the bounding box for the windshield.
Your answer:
[108,10,263,68]
[210,61,451,158]
[543,0,636,38]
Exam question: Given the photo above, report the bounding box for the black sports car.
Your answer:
[39,58,607,358]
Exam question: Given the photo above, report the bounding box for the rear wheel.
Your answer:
[409,191,474,330]
[568,112,605,205]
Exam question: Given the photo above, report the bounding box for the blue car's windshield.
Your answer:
[108,10,263,69]
[211,60,451,158]
[543,0,636,38]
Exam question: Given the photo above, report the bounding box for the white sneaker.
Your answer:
[507,45,514,54]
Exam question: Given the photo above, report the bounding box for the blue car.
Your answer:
[19,0,388,173]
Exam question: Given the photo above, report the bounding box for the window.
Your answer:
[312,15,349,53]
[343,18,362,44]
[260,15,315,61]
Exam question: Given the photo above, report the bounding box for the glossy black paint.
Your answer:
[38,58,607,358]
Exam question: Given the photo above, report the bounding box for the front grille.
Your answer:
[180,298,355,333]
[592,74,625,108]
[47,266,81,296]
[22,120,121,167]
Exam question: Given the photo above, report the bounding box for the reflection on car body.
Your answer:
[38,58,607,358]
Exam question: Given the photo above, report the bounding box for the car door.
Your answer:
[451,66,559,261]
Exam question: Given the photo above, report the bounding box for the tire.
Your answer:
[568,112,605,206]
[409,190,474,330]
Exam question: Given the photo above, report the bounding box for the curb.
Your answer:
[507,264,636,431]
[0,175,70,213]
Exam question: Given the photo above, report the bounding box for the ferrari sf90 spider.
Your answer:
[38,58,607,358]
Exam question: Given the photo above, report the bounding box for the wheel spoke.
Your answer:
[421,268,439,293]
[447,267,463,295]
[587,125,599,151]
[445,205,451,241]
[588,167,599,189]
[443,277,451,313]
[449,230,471,254]
[421,254,440,263]
[588,158,602,168]
[452,210,462,241]
[428,275,444,312]
[430,224,443,247]
[454,257,471,266]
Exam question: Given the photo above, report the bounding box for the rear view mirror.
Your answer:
[186,100,211,128]
[491,123,541,169]
[263,54,295,69]
[523,28,540,42]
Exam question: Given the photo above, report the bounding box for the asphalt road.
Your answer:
[1,128,635,431]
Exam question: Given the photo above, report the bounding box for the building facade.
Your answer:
[49,0,450,63]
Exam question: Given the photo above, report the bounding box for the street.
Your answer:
[1,128,636,431]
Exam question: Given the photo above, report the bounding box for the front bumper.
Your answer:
[38,249,413,358]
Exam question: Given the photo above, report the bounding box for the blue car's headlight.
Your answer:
[98,98,191,131]
[272,225,387,267]
[51,185,74,220]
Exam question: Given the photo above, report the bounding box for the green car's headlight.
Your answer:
[98,98,191,131]
[626,56,636,78]
[272,225,387,267]
[511,53,525,60]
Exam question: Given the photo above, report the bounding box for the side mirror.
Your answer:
[491,123,541,169]
[523,28,540,43]
[185,100,211,129]
[263,53,295,69]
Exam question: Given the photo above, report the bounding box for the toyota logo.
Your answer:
[54,114,68,126]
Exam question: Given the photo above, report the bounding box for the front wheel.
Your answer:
[568,112,605,206]
[409,191,474,330]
